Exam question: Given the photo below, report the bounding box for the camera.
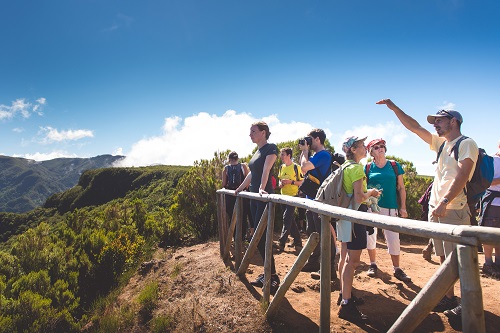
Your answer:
[299,136,313,146]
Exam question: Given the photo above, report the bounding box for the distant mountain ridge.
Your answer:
[0,154,125,213]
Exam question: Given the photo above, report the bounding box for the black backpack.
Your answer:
[226,163,244,190]
[434,136,494,207]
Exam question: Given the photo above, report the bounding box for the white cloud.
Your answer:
[14,151,80,161]
[39,126,94,143]
[12,127,24,133]
[117,110,314,167]
[437,101,456,110]
[0,97,46,120]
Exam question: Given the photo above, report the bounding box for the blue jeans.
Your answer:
[279,204,301,246]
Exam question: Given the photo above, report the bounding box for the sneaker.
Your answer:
[311,268,337,281]
[301,261,320,272]
[278,243,285,252]
[338,301,368,322]
[250,273,265,288]
[482,263,500,279]
[337,293,365,306]
[444,303,462,319]
[433,296,458,312]
[394,268,412,282]
[367,264,378,277]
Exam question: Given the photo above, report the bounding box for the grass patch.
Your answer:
[137,281,159,323]
[170,262,183,278]
[150,315,174,333]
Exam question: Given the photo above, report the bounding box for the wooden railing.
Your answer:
[216,189,500,333]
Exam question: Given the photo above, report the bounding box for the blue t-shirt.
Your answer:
[305,150,332,199]
[365,160,405,209]
[309,150,332,183]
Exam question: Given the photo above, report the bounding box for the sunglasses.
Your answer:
[372,145,386,151]
[437,110,454,119]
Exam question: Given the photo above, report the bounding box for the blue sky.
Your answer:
[1,0,499,175]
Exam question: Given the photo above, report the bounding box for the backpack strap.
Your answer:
[364,161,373,181]
[434,135,468,164]
[389,160,399,176]
[293,163,300,181]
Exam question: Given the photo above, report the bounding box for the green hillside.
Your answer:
[0,155,125,213]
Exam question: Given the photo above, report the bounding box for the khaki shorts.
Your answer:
[429,205,471,257]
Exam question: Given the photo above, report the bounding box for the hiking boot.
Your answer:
[367,264,378,277]
[250,273,265,288]
[338,301,368,322]
[301,261,320,272]
[482,263,500,279]
[394,268,412,282]
[337,293,365,306]
[311,268,337,281]
[433,296,458,312]
[444,304,462,319]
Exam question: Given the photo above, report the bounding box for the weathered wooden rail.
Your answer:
[216,189,500,333]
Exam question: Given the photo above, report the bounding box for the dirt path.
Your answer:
[120,235,500,333]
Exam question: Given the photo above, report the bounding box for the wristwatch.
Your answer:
[292,180,295,185]
[442,198,450,204]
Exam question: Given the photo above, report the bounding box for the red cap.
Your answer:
[366,138,386,152]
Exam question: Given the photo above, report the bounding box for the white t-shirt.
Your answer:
[429,134,478,209]
[490,155,500,206]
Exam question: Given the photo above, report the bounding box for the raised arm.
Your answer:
[376,99,432,145]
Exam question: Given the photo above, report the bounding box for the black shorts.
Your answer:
[347,204,368,250]
[480,205,500,228]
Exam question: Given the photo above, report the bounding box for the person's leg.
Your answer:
[341,249,362,301]
[297,207,306,232]
[308,212,336,265]
[366,226,378,277]
[305,209,315,236]
[289,206,302,245]
[278,204,293,247]
[251,200,277,274]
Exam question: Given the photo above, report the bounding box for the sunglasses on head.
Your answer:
[372,145,386,151]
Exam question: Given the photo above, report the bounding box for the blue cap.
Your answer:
[427,110,463,124]
[342,136,367,153]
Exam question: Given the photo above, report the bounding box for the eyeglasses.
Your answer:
[371,145,386,151]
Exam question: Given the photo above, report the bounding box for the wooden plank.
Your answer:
[266,232,320,318]
[457,245,485,333]
[236,205,269,276]
[262,202,275,304]
[223,198,239,261]
[319,214,331,333]
[389,249,459,333]
[234,197,243,270]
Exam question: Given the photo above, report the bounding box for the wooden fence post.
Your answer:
[457,244,485,333]
[223,198,239,261]
[262,202,275,304]
[319,214,331,333]
[217,193,225,257]
[234,196,243,271]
